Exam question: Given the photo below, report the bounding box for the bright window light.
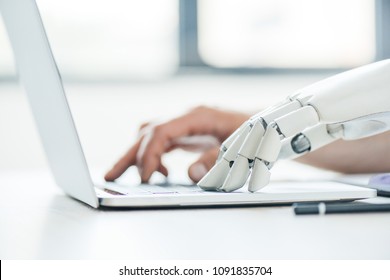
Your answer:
[198,0,376,68]
[0,0,178,80]
[0,22,15,77]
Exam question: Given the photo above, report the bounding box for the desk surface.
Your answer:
[1,169,390,260]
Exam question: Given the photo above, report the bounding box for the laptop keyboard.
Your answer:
[98,181,204,196]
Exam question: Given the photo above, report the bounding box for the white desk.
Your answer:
[1,77,390,259]
[1,169,390,259]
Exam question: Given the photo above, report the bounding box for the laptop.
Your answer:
[0,0,376,208]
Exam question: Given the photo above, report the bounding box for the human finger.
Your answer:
[104,138,142,181]
[137,112,213,182]
[188,148,219,183]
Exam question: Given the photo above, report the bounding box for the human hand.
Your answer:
[104,106,250,183]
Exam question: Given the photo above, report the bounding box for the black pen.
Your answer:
[293,202,390,215]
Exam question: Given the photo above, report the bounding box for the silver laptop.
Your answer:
[0,0,376,208]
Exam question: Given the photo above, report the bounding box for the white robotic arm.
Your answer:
[198,59,390,192]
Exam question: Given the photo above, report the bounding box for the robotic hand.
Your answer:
[198,59,390,192]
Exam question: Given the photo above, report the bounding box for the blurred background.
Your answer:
[0,0,389,178]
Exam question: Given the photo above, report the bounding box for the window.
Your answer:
[1,0,388,80]
[0,20,15,78]
[198,0,376,68]
[0,0,178,80]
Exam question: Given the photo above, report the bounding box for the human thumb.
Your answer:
[188,148,219,183]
